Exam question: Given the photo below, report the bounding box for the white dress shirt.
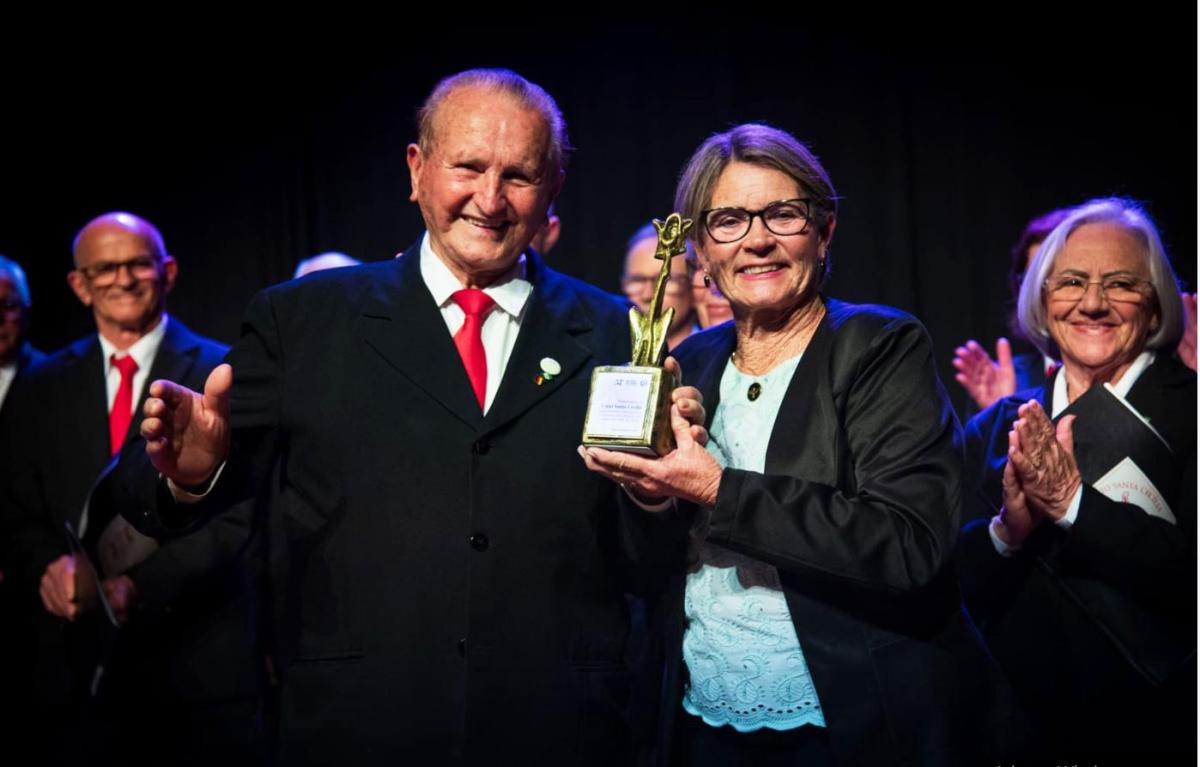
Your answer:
[417,233,532,414]
[0,360,17,410]
[98,314,169,413]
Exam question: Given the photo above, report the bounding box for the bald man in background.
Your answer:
[293,251,361,278]
[0,213,265,766]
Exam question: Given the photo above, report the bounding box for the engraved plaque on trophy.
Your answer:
[582,213,693,455]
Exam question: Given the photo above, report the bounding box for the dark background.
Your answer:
[3,16,1195,416]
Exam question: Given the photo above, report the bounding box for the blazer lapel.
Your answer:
[765,306,836,480]
[67,336,114,470]
[125,318,202,452]
[481,255,596,435]
[357,244,485,430]
[683,324,736,430]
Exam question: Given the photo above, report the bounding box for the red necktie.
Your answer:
[452,289,496,410]
[109,355,139,456]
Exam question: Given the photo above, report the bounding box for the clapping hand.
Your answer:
[953,338,1018,410]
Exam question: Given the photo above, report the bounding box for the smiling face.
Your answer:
[695,162,832,324]
[68,216,176,343]
[407,86,558,287]
[1046,222,1157,383]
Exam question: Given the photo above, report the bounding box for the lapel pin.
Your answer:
[536,357,562,385]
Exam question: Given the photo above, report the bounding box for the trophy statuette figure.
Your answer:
[582,213,693,455]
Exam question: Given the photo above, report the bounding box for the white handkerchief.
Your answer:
[1093,456,1175,524]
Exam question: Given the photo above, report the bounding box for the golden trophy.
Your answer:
[582,212,693,455]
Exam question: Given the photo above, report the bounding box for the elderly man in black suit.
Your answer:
[0,213,264,765]
[121,69,700,765]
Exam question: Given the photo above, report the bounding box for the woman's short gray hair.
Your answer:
[1016,197,1184,359]
[673,124,837,277]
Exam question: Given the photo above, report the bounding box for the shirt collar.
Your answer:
[418,232,532,319]
[1051,349,1156,417]
[99,313,169,373]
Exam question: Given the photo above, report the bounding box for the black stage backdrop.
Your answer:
[2,18,1194,417]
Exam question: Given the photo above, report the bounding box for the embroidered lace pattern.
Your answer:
[682,354,826,731]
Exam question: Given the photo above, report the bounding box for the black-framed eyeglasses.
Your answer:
[700,198,815,243]
[77,256,162,287]
[1043,273,1153,304]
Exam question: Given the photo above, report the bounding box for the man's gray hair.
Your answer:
[1017,197,1184,359]
[416,68,571,179]
[0,255,32,305]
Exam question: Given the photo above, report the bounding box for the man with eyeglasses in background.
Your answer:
[622,222,699,350]
[0,255,44,413]
[0,212,265,765]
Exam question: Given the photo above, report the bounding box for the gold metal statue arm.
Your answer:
[629,212,694,366]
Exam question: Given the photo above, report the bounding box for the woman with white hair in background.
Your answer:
[957,197,1195,761]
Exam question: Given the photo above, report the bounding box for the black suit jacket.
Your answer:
[0,342,43,416]
[666,299,990,766]
[118,243,689,765]
[956,356,1197,760]
[0,318,261,710]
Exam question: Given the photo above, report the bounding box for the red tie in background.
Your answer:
[452,289,496,410]
[109,355,140,456]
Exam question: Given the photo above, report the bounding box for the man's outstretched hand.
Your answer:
[141,363,233,488]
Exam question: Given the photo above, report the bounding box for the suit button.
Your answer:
[457,638,467,657]
[469,533,489,552]
[473,439,490,455]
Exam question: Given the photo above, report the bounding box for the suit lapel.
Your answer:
[481,255,595,435]
[765,306,835,478]
[683,324,736,430]
[66,336,113,471]
[357,244,485,429]
[126,318,201,452]
[1127,354,1192,441]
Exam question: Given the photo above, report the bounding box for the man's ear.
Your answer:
[161,254,178,295]
[539,215,562,253]
[406,144,424,203]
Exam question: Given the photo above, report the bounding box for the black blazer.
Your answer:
[117,243,689,765]
[667,299,989,766]
[0,342,44,416]
[956,355,1197,760]
[0,319,260,709]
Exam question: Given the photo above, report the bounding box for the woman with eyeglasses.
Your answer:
[956,197,1195,761]
[580,123,992,765]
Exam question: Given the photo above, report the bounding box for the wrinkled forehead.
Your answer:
[1054,221,1148,274]
[429,87,551,164]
